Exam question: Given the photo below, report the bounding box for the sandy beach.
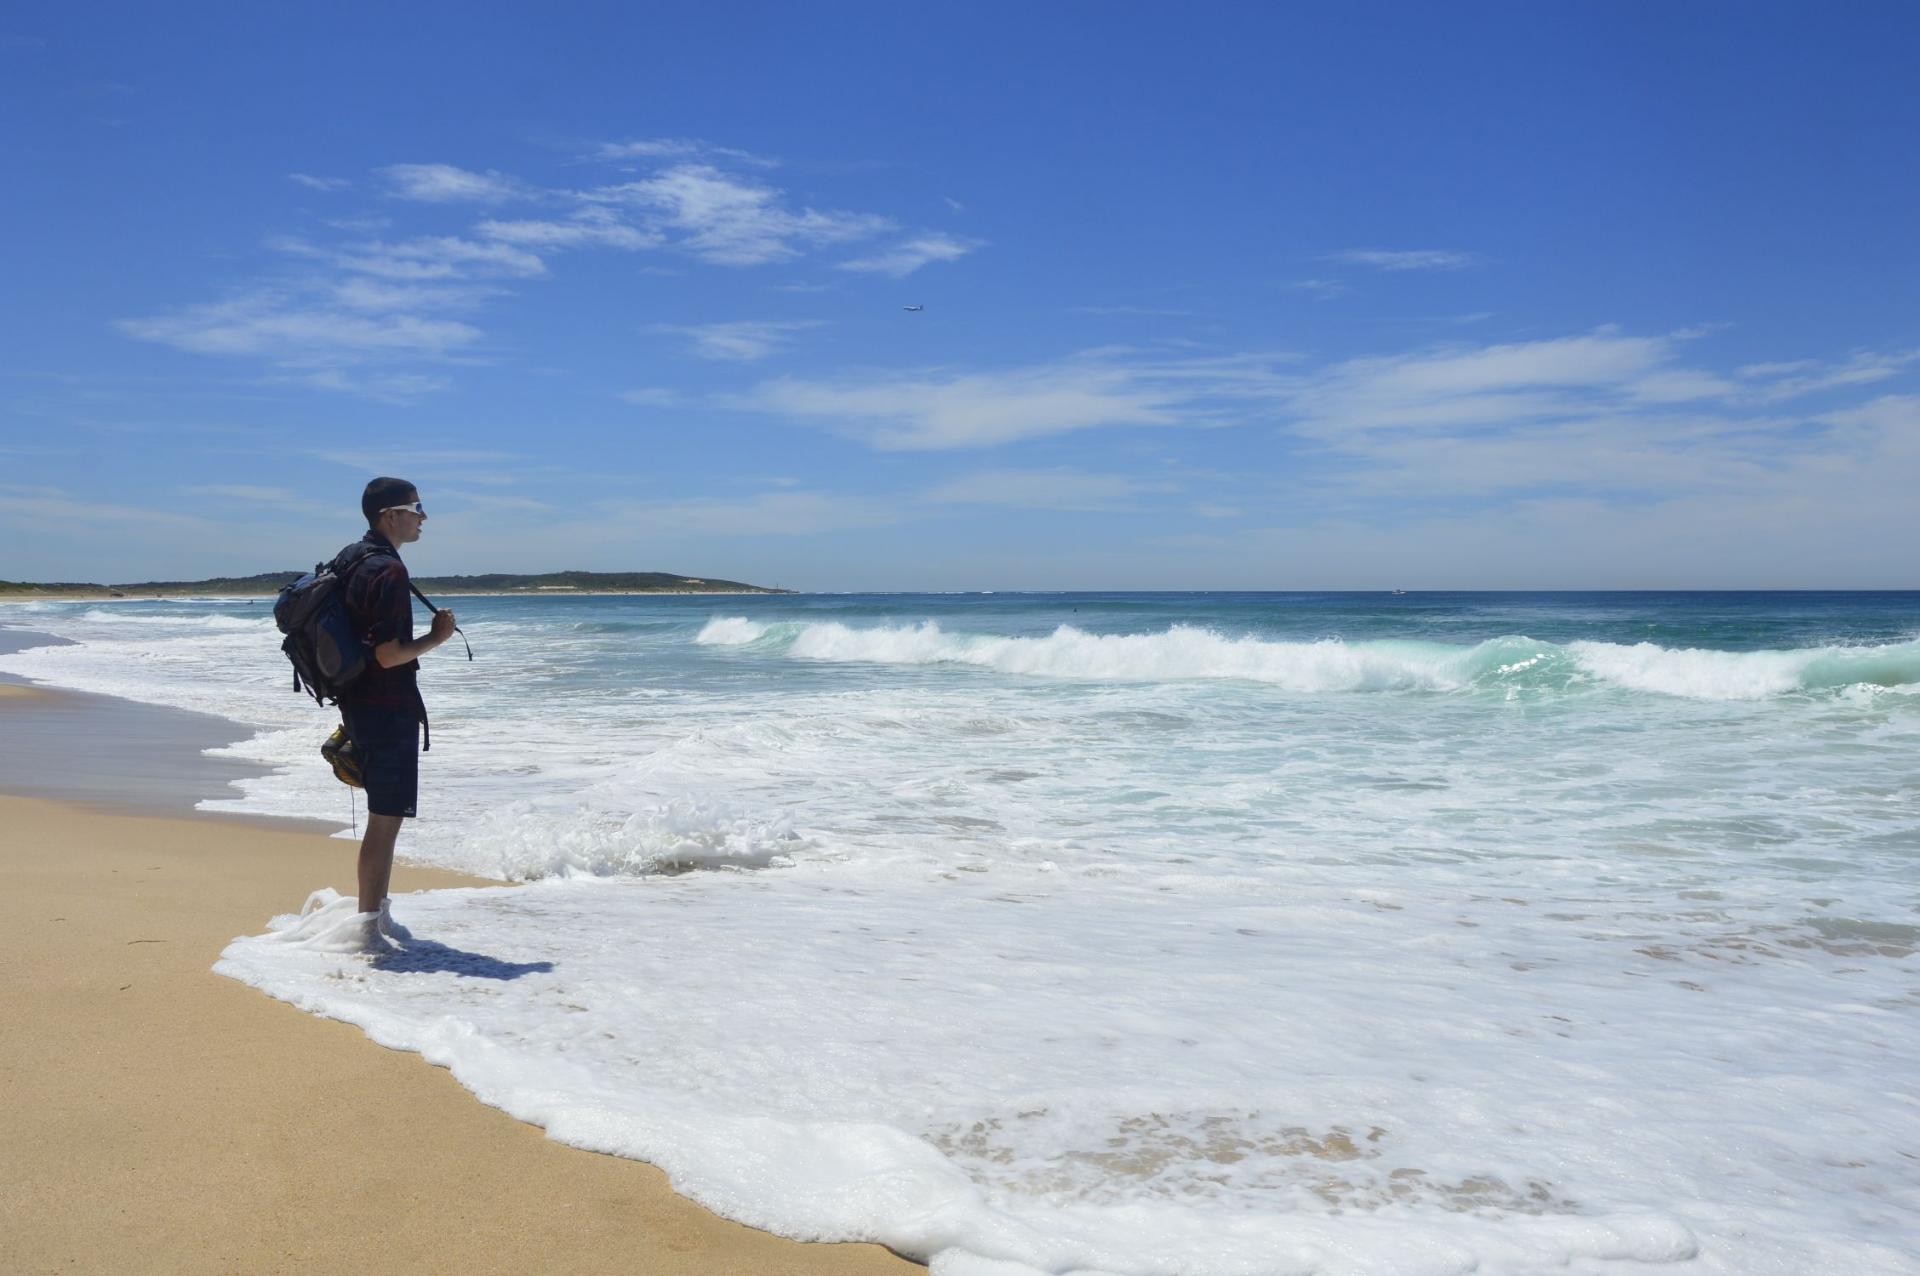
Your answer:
[0,683,917,1274]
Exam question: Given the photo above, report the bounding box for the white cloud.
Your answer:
[1290,278,1352,300]
[1259,337,1920,514]
[310,448,524,471]
[654,320,824,362]
[1740,349,1920,402]
[323,214,391,234]
[1068,305,1197,317]
[925,468,1170,511]
[1737,359,1816,378]
[587,164,892,266]
[838,233,978,277]
[120,233,533,397]
[380,162,526,203]
[595,489,897,537]
[596,137,777,167]
[182,484,337,515]
[621,387,688,407]
[733,360,1190,450]
[0,487,213,532]
[279,370,454,401]
[327,277,490,313]
[1291,332,1676,434]
[477,207,659,251]
[127,145,948,401]
[1326,249,1476,272]
[1627,369,1739,403]
[330,235,546,280]
[183,484,301,502]
[119,297,481,359]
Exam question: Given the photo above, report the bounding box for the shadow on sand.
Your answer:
[372,937,555,980]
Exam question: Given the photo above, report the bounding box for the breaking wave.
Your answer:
[78,609,270,630]
[695,618,1920,700]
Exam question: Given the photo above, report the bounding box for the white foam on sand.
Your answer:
[217,865,1920,1276]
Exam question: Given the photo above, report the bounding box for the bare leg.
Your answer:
[357,813,404,914]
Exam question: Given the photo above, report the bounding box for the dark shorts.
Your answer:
[339,702,419,818]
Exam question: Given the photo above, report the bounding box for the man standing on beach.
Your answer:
[337,476,456,941]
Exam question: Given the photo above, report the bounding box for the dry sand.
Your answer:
[0,779,919,1272]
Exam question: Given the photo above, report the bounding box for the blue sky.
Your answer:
[4,2,1917,589]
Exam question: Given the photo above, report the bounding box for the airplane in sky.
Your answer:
[902,304,924,312]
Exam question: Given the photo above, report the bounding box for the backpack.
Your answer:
[274,542,389,705]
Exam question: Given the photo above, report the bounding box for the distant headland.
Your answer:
[0,571,789,600]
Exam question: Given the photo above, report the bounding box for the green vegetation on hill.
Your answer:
[1,571,784,596]
[0,580,108,595]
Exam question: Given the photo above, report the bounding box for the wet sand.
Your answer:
[0,682,918,1273]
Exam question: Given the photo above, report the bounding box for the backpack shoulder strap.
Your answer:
[330,540,394,579]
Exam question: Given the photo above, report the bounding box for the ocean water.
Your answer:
[3,591,1918,1275]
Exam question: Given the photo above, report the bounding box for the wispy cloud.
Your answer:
[1290,278,1352,300]
[1291,331,1678,435]
[722,326,1920,542]
[121,230,538,397]
[1068,304,1197,318]
[597,137,777,167]
[325,235,546,280]
[621,387,688,407]
[838,232,978,277]
[380,162,527,203]
[1325,248,1476,272]
[310,448,526,480]
[323,214,391,234]
[183,484,298,502]
[289,173,351,192]
[1737,349,1920,401]
[181,483,335,515]
[585,164,892,266]
[277,370,454,401]
[732,359,1196,450]
[925,468,1172,511]
[654,320,825,362]
[477,206,660,251]
[0,486,214,532]
[127,143,973,400]
[325,277,492,314]
[119,296,481,360]
[1266,334,1920,514]
[592,489,898,537]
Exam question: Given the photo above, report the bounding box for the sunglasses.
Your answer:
[380,501,427,517]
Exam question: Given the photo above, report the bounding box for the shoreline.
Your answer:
[0,589,783,602]
[0,679,917,1272]
[0,626,336,830]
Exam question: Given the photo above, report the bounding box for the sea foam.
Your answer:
[701,617,1920,699]
[11,594,1920,1273]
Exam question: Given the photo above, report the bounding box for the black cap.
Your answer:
[362,476,418,525]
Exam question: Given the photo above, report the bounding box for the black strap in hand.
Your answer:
[408,582,473,661]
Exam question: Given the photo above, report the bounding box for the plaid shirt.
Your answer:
[336,530,420,711]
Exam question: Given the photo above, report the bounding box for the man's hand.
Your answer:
[375,609,458,668]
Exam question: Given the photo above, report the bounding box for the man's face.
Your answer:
[381,494,427,545]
